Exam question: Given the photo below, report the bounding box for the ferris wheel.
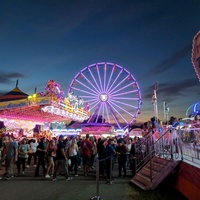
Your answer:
[68,62,142,129]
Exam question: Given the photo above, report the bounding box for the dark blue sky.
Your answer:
[0,0,200,123]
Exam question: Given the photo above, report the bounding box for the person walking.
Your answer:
[17,138,30,176]
[52,135,72,181]
[89,136,97,169]
[105,138,116,183]
[68,137,79,176]
[2,135,18,180]
[97,138,106,176]
[80,134,93,176]
[45,139,57,178]
[116,139,127,178]
[35,137,47,177]
[26,138,38,168]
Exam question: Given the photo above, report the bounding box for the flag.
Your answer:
[154,82,158,91]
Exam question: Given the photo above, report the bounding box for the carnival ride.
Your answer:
[0,80,90,131]
[68,62,142,129]
[186,101,200,117]
[186,31,200,118]
[192,30,200,81]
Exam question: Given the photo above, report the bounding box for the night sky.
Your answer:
[0,0,200,123]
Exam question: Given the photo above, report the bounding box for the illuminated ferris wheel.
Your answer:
[68,62,142,129]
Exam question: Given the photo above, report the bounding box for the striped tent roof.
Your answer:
[0,86,28,102]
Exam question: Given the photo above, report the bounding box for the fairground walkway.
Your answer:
[0,160,186,200]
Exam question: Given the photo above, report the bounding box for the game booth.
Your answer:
[0,80,90,140]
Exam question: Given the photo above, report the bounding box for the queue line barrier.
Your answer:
[90,155,114,200]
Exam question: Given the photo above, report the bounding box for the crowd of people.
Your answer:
[0,133,142,183]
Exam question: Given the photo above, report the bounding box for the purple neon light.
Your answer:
[78,95,97,100]
[82,99,99,106]
[102,103,105,123]
[79,72,100,93]
[87,101,100,122]
[69,62,142,129]
[112,89,139,97]
[109,73,130,94]
[104,63,107,92]
[88,100,99,108]
[111,99,140,109]
[107,68,123,93]
[87,111,96,123]
[70,86,96,96]
[96,64,104,92]
[106,64,115,91]
[108,102,129,123]
[81,65,100,92]
[113,97,140,101]
[111,82,136,95]
[110,101,135,118]
[75,79,99,95]
[107,103,121,128]
[87,67,101,92]
[95,103,103,123]
[105,103,111,123]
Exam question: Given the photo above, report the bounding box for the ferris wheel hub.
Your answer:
[100,93,108,102]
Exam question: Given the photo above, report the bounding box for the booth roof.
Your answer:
[0,105,77,123]
[0,86,28,102]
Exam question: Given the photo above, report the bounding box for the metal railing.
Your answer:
[134,127,181,182]
[177,127,200,166]
[134,126,200,182]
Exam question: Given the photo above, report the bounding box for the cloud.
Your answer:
[0,70,26,94]
[143,78,199,102]
[149,45,191,75]
[0,70,25,84]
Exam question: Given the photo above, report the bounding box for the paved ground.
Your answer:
[0,162,132,200]
[0,162,187,200]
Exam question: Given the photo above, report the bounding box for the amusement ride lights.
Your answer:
[0,80,90,127]
[69,62,142,129]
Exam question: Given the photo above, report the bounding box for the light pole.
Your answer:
[152,82,158,122]
[163,101,170,125]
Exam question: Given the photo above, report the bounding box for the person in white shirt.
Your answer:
[68,137,79,176]
[26,139,38,168]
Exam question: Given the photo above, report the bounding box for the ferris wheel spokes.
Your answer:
[79,72,101,94]
[103,63,107,92]
[109,73,130,94]
[109,101,135,118]
[112,89,139,97]
[70,86,97,97]
[87,103,103,123]
[74,79,99,95]
[108,102,129,121]
[111,99,139,109]
[113,97,140,101]
[111,82,136,95]
[107,104,122,128]
[107,68,123,93]
[95,64,104,92]
[87,67,102,92]
[105,64,115,92]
